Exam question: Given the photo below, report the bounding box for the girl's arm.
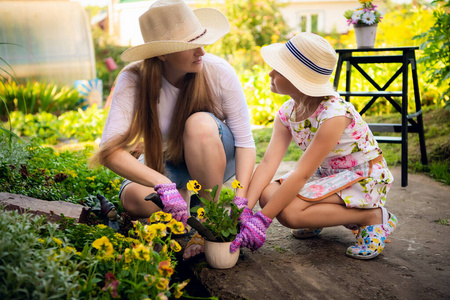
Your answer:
[260,116,351,219]
[234,147,256,198]
[247,113,293,209]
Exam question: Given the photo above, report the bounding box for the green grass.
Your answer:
[436,218,449,226]
[252,106,450,185]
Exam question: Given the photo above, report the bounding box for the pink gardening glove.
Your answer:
[154,183,188,226]
[230,211,272,253]
[233,196,254,225]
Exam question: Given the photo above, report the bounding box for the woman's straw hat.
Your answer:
[120,0,230,62]
[261,32,337,97]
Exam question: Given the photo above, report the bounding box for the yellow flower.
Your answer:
[271,34,279,44]
[64,246,77,254]
[114,232,125,240]
[150,223,167,238]
[232,179,243,189]
[158,212,172,222]
[149,211,172,223]
[37,238,45,244]
[52,237,63,247]
[167,219,185,235]
[158,260,174,277]
[96,224,107,229]
[169,240,182,252]
[133,244,150,261]
[139,225,156,242]
[156,293,168,300]
[156,277,169,290]
[144,274,156,285]
[187,180,201,193]
[197,207,206,219]
[124,248,133,263]
[92,236,114,256]
[148,214,159,223]
[174,280,189,299]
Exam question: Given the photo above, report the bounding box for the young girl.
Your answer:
[230,32,397,260]
[91,0,256,260]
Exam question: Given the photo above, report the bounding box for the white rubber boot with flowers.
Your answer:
[346,207,398,260]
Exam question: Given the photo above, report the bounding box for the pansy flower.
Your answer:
[93,236,114,256]
[197,207,206,219]
[187,180,201,193]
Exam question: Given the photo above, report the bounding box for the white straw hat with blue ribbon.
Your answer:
[261,32,337,97]
[121,0,230,62]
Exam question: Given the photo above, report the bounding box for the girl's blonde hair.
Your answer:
[90,57,220,174]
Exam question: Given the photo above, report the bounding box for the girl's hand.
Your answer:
[233,196,254,225]
[230,211,272,253]
[154,183,188,226]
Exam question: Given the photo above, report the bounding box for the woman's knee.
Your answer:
[184,112,219,142]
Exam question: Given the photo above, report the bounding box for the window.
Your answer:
[298,13,322,33]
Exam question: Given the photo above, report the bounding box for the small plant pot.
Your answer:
[354,23,378,49]
[204,240,240,269]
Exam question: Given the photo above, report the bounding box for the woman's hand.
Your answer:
[154,183,188,226]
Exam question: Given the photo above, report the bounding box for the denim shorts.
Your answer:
[118,113,236,197]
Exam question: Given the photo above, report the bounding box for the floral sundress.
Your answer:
[277,97,394,209]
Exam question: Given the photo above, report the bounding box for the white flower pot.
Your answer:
[354,23,378,49]
[204,240,240,269]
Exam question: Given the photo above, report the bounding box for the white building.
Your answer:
[105,0,385,47]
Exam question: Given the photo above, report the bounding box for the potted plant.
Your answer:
[344,0,383,48]
[187,179,243,269]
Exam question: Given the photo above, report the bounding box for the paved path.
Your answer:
[183,164,450,300]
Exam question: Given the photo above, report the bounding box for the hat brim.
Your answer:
[261,43,336,97]
[121,8,230,62]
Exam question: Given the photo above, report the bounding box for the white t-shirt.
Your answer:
[101,53,255,149]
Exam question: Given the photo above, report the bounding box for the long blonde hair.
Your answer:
[91,57,220,174]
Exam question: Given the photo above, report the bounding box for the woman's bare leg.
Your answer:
[120,183,159,219]
[183,112,226,200]
[121,183,190,219]
[182,112,227,259]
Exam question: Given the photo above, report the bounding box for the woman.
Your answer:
[92,0,256,259]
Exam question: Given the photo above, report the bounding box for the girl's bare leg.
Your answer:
[260,182,382,229]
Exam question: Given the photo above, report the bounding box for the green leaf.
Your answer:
[190,205,201,213]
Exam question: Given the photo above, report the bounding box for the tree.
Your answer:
[207,0,289,69]
[414,0,450,109]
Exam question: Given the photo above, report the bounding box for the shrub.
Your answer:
[0,80,82,118]
[0,209,82,299]
[6,105,107,144]
[0,138,122,208]
[0,208,190,299]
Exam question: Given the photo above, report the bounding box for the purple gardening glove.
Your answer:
[230,211,272,253]
[233,196,254,225]
[154,183,188,226]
